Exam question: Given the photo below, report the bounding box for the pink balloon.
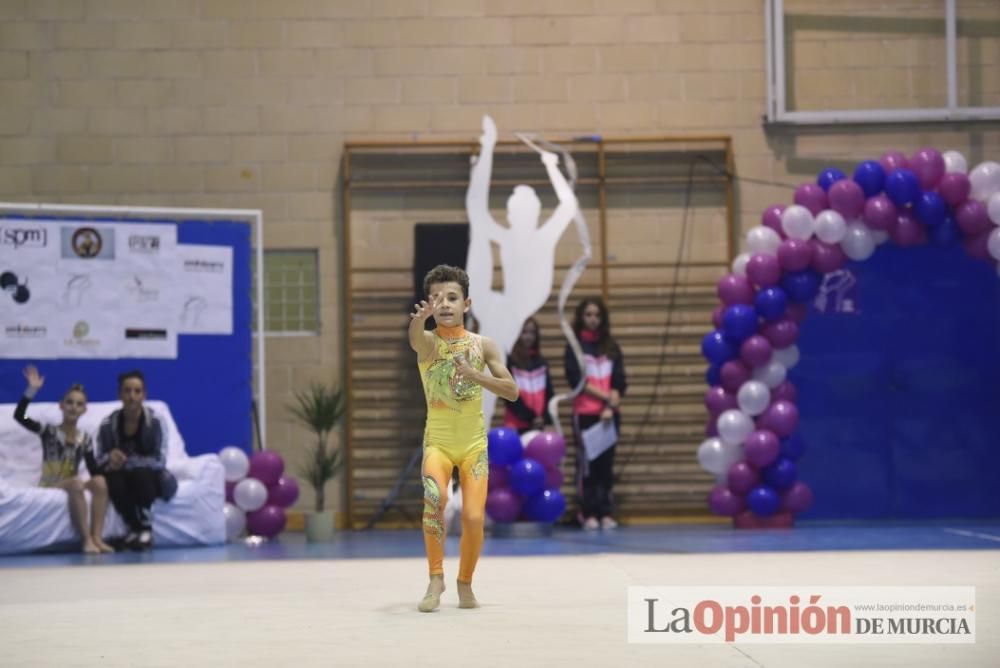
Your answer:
[744,429,781,468]
[782,481,814,514]
[746,253,781,288]
[761,205,786,237]
[879,151,909,173]
[717,274,754,306]
[761,319,799,348]
[486,488,521,523]
[705,386,738,416]
[772,380,798,403]
[525,432,566,469]
[248,451,284,487]
[785,303,809,324]
[827,179,865,219]
[705,421,719,437]
[708,484,745,517]
[488,463,510,492]
[711,305,725,329]
[909,147,945,190]
[758,400,799,439]
[720,360,752,393]
[246,505,286,538]
[810,240,847,273]
[963,230,993,262]
[955,200,992,237]
[740,335,773,368]
[266,476,299,509]
[727,460,759,495]
[794,183,828,216]
[225,480,236,504]
[544,466,564,491]
[863,194,898,231]
[777,238,814,272]
[937,172,971,207]
[890,209,927,247]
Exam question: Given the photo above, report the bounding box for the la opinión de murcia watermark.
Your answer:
[627,587,975,644]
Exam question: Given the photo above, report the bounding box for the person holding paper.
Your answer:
[565,298,628,531]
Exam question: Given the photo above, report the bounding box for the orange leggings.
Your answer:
[422,444,489,583]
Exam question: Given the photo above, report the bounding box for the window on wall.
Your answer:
[253,250,320,335]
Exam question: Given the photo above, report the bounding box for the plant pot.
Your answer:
[305,510,335,543]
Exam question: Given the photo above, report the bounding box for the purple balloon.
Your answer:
[785,303,809,324]
[717,273,755,306]
[486,488,521,523]
[727,461,760,495]
[705,421,719,437]
[782,481,814,514]
[909,147,945,190]
[963,230,993,262]
[827,179,865,219]
[810,240,847,274]
[746,253,781,288]
[761,319,799,348]
[758,400,799,439]
[544,466,564,491]
[711,305,725,329]
[890,209,927,247]
[225,480,236,504]
[720,360,752,393]
[761,204,786,237]
[488,463,510,492]
[938,172,971,207]
[744,429,781,468]
[705,386,738,416]
[266,476,299,509]
[248,451,284,487]
[777,238,814,272]
[525,432,566,469]
[772,380,798,404]
[863,194,898,231]
[246,505,287,538]
[955,200,992,237]
[794,183,828,216]
[879,150,909,174]
[708,484,745,517]
[740,335,773,368]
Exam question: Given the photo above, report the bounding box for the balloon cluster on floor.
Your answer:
[219,447,299,541]
[699,150,1000,528]
[485,427,567,524]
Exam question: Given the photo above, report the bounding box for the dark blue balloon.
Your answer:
[754,286,788,322]
[853,160,885,197]
[780,434,807,460]
[747,485,781,517]
[930,216,960,246]
[781,270,821,303]
[914,191,947,227]
[523,488,566,522]
[722,304,758,343]
[509,458,546,497]
[817,167,846,192]
[884,168,921,207]
[488,427,523,466]
[706,365,722,386]
[762,457,798,490]
[702,330,737,365]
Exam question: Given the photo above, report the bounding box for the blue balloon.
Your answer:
[852,160,885,197]
[523,488,566,523]
[701,330,737,365]
[747,485,781,517]
[930,216,960,246]
[754,286,788,322]
[488,427,523,466]
[780,434,807,460]
[781,270,821,303]
[884,168,921,207]
[762,457,798,490]
[706,364,722,386]
[914,191,947,228]
[816,167,846,192]
[509,458,546,497]
[722,304,758,342]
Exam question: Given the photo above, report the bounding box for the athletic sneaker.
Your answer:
[583,517,600,531]
[600,517,618,530]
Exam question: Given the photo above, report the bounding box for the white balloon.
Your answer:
[988,228,1000,262]
[746,226,782,256]
[772,345,800,369]
[234,477,267,512]
[988,192,1000,226]
[224,502,246,541]
[781,204,815,241]
[520,430,541,448]
[871,229,890,245]
[732,252,751,276]
[814,209,847,244]
[943,150,968,174]
[752,359,787,389]
[697,437,742,476]
[219,446,250,483]
[841,222,876,261]
[736,380,771,417]
[716,409,754,447]
[969,161,1000,202]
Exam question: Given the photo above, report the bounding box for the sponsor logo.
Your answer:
[1,270,30,304]
[183,259,225,273]
[126,275,159,303]
[1,226,48,249]
[129,235,161,253]
[61,226,115,260]
[5,324,47,338]
[66,320,100,348]
[125,328,167,340]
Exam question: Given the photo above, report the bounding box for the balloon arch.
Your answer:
[698,150,1000,529]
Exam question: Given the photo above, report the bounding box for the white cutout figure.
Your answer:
[465,115,580,424]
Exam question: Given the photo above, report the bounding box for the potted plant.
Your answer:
[289,382,345,542]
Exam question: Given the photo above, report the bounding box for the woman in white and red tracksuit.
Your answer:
[503,317,555,434]
[565,298,627,530]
